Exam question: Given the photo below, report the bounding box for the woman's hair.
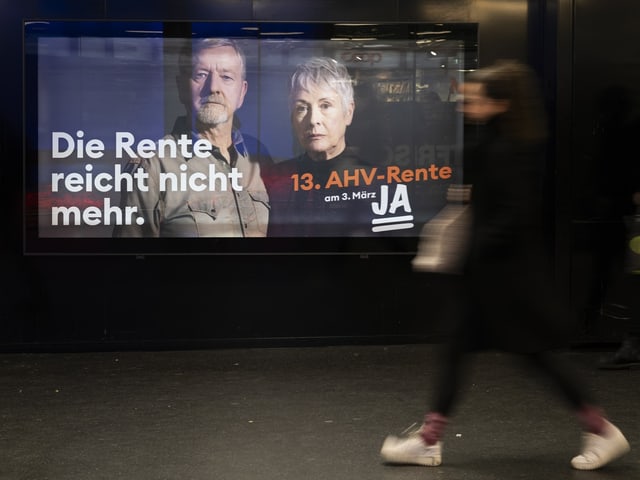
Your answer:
[467,59,548,144]
[289,56,354,112]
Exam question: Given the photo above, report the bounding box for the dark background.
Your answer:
[1,0,638,351]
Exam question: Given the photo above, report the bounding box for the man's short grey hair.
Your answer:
[179,38,247,80]
[289,57,354,112]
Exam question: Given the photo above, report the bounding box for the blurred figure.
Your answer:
[590,85,640,369]
[267,57,377,237]
[380,60,630,470]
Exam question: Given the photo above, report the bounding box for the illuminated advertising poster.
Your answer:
[23,21,477,254]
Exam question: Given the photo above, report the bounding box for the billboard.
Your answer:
[23,20,477,254]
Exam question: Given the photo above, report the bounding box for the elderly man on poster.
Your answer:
[113,37,270,238]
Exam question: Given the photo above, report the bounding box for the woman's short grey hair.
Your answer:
[289,57,354,111]
[178,38,247,80]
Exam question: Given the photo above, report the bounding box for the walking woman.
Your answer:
[380,60,630,471]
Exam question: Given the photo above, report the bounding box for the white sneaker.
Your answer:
[380,433,442,466]
[571,420,630,470]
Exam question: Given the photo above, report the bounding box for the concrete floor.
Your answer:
[0,344,638,480]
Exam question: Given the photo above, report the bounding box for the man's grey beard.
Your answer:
[196,104,229,127]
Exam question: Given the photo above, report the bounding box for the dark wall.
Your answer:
[3,0,603,352]
[555,0,640,343]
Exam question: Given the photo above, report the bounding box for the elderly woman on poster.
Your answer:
[266,56,388,237]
